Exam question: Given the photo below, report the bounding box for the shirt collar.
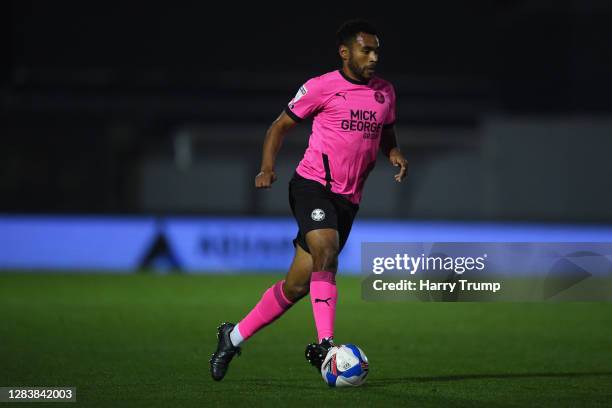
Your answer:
[338,69,370,86]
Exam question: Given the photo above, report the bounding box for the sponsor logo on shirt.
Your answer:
[334,92,347,100]
[341,109,383,139]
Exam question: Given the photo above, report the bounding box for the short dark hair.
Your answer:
[336,19,378,48]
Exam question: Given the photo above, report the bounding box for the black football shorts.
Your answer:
[288,172,359,254]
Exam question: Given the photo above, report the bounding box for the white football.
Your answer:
[321,344,369,387]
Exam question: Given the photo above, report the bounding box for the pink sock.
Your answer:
[310,271,337,342]
[236,280,294,341]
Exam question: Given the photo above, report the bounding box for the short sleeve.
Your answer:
[383,85,396,128]
[284,77,324,122]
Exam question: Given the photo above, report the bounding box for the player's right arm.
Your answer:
[256,76,323,188]
[255,111,299,188]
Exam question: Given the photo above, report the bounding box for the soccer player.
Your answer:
[210,19,407,381]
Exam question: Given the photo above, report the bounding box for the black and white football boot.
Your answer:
[209,322,241,381]
[304,338,334,371]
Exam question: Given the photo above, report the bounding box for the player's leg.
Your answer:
[304,196,359,370]
[282,243,313,302]
[233,243,312,344]
[306,228,340,342]
[303,228,339,369]
[210,245,312,381]
[306,196,357,344]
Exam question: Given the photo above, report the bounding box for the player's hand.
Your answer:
[255,170,277,188]
[389,149,408,182]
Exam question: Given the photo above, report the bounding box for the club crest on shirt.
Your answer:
[311,208,326,221]
[374,91,385,104]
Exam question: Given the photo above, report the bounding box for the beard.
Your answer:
[347,57,368,82]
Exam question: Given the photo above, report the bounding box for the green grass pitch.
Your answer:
[1,273,611,407]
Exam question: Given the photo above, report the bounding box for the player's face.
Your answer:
[347,33,380,81]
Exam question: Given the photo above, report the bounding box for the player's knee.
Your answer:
[311,246,339,271]
[283,281,309,302]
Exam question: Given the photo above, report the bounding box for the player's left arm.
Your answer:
[380,125,408,182]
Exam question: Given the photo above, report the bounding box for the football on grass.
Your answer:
[321,344,369,387]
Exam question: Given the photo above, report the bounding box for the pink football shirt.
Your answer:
[285,69,396,204]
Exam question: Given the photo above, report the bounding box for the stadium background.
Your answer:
[2,1,611,406]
